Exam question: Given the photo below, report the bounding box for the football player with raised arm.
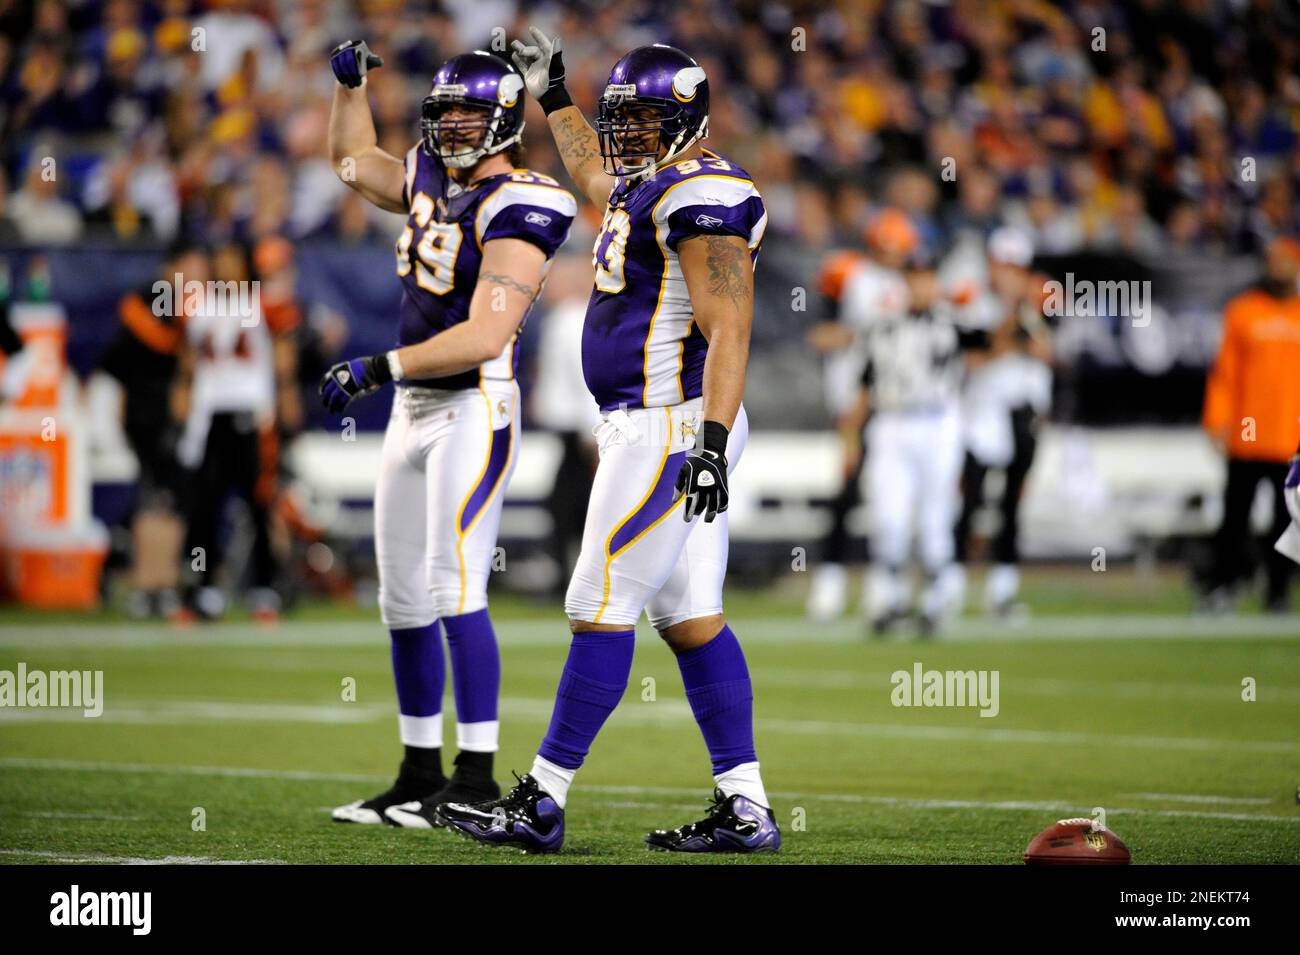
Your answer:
[438,30,779,854]
[322,42,576,827]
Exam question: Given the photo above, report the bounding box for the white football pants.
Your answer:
[864,405,963,618]
[375,379,519,628]
[565,398,748,630]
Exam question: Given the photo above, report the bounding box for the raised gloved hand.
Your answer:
[330,40,384,88]
[510,26,571,113]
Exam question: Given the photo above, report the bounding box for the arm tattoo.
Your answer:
[701,235,753,309]
[479,271,539,299]
[553,111,599,166]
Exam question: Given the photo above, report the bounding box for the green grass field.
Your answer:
[1,568,1297,864]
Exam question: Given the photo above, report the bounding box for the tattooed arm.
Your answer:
[389,238,547,379]
[509,28,613,206]
[678,234,754,430]
[547,107,614,207]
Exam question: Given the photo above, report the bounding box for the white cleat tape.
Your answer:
[331,800,386,824]
[383,802,436,829]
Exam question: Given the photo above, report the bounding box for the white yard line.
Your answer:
[0,757,386,783]
[751,718,1299,754]
[0,849,281,864]
[1122,792,1274,805]
[905,615,1300,642]
[521,697,1299,754]
[747,670,1300,703]
[0,700,392,725]
[787,795,1300,825]
[1,757,1295,825]
[1,693,1292,753]
[0,614,1296,649]
[10,810,146,821]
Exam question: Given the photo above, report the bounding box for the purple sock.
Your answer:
[390,622,444,717]
[537,629,636,770]
[677,625,757,775]
[442,608,500,724]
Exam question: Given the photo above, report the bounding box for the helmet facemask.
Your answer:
[420,90,522,169]
[596,90,707,183]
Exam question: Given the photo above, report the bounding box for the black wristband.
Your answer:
[700,420,729,458]
[538,83,573,115]
[366,353,393,386]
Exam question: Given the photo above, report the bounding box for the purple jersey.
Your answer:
[397,146,577,389]
[583,149,766,412]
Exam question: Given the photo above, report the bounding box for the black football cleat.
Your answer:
[437,772,565,853]
[645,789,781,853]
[332,761,446,825]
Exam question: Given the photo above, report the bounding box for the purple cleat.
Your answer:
[437,773,565,854]
[645,789,781,853]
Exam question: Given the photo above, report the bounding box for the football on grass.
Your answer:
[1024,818,1131,864]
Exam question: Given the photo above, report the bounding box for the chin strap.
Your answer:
[623,117,709,183]
[661,116,708,167]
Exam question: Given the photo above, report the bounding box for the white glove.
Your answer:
[510,26,566,104]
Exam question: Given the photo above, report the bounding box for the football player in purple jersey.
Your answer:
[438,31,779,854]
[322,42,577,827]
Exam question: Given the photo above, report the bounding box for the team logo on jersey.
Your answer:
[524,211,552,226]
[681,418,698,443]
[694,213,724,229]
[672,67,707,103]
[497,400,508,417]
[497,73,524,108]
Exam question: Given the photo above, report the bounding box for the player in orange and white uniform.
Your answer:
[175,240,297,622]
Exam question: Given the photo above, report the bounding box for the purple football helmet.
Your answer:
[421,51,526,168]
[596,44,709,181]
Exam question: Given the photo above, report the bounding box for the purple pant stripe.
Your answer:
[608,450,688,555]
[459,422,513,534]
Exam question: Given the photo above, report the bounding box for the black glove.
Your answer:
[674,420,729,523]
[509,26,572,114]
[319,354,392,414]
[330,40,383,88]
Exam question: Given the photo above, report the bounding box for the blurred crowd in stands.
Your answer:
[1,0,1297,259]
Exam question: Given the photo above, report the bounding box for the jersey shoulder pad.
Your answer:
[653,154,766,252]
[475,172,577,257]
